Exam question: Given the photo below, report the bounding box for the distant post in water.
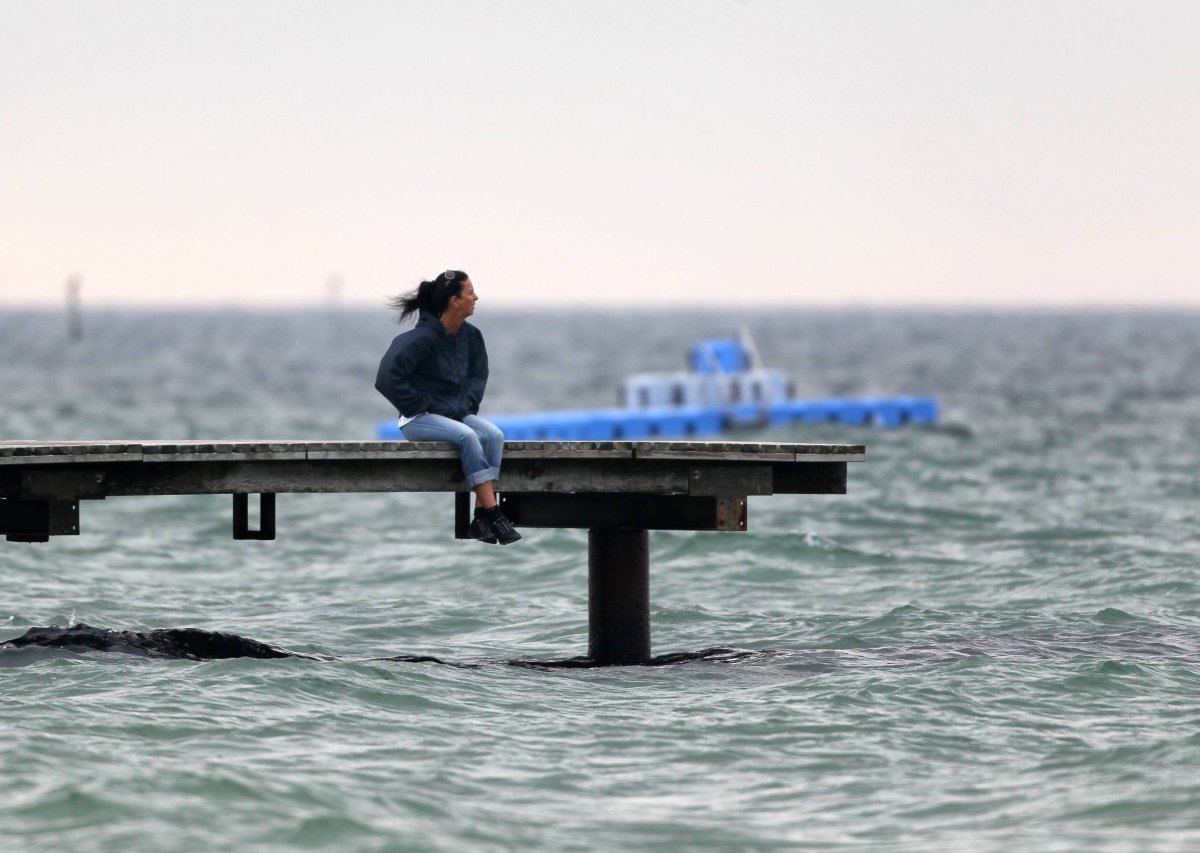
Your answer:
[325,274,343,309]
[66,274,83,342]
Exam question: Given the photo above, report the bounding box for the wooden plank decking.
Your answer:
[0,439,865,465]
[0,440,863,497]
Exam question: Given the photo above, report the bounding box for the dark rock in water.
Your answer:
[376,653,478,668]
[1,623,298,661]
[508,646,757,669]
[3,625,771,669]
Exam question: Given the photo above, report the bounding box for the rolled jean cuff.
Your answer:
[466,468,496,488]
[400,413,503,490]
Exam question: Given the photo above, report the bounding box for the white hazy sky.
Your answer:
[2,1,1198,307]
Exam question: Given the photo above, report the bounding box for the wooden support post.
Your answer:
[0,498,79,543]
[454,491,470,539]
[588,528,651,665]
[232,493,276,540]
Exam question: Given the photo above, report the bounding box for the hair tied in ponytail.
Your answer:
[387,270,469,324]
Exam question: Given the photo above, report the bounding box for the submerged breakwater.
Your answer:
[1,624,754,669]
[3,309,1200,850]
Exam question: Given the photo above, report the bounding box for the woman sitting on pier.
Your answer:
[375,270,520,545]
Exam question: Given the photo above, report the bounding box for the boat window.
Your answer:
[671,384,685,405]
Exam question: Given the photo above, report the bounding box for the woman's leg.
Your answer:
[463,415,504,483]
[400,414,495,492]
[473,481,496,509]
[463,417,519,542]
[402,413,519,544]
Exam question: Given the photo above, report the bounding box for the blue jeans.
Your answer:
[400,414,504,488]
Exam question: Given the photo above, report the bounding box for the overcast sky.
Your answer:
[3,1,1198,307]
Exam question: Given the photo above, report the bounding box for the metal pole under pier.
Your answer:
[588,528,650,665]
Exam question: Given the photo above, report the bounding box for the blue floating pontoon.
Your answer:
[376,331,938,440]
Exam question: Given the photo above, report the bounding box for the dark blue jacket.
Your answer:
[375,311,489,421]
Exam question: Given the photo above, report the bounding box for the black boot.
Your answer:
[481,505,522,545]
[469,509,498,544]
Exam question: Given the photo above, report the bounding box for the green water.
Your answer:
[3,310,1200,850]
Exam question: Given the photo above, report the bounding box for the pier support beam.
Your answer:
[232,493,276,540]
[498,492,749,665]
[588,528,650,665]
[0,498,79,543]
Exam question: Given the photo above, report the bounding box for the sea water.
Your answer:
[2,308,1199,851]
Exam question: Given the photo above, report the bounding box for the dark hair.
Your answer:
[387,270,467,324]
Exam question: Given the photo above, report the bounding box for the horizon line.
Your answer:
[5,300,1200,315]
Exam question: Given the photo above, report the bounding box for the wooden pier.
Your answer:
[0,439,865,664]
